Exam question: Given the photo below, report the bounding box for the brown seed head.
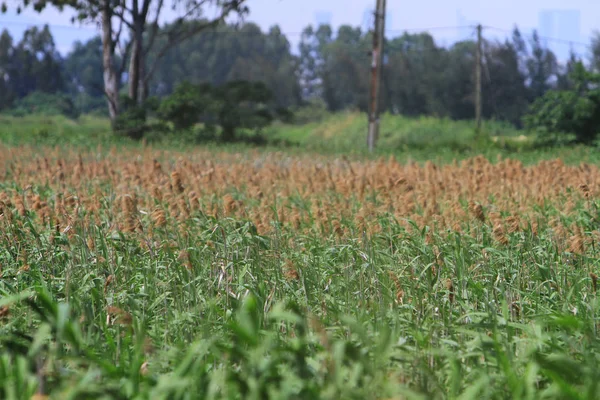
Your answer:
[446,279,454,303]
[579,183,591,199]
[140,361,149,376]
[291,212,302,230]
[505,216,520,234]
[178,250,192,270]
[104,275,114,294]
[121,195,136,215]
[223,194,236,215]
[590,273,598,292]
[387,271,404,304]
[171,171,184,194]
[283,260,299,281]
[568,234,585,255]
[468,201,485,222]
[106,306,132,326]
[153,159,163,175]
[15,196,26,217]
[332,219,344,237]
[151,208,167,227]
[493,223,509,245]
[152,186,163,201]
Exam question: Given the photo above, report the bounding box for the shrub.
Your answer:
[523,62,600,144]
[158,80,292,143]
[113,96,162,140]
[113,96,146,140]
[215,80,275,142]
[291,98,330,124]
[157,82,215,131]
[71,93,107,116]
[11,91,79,119]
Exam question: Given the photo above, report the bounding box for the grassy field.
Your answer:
[3,111,600,164]
[1,114,600,398]
[269,111,525,151]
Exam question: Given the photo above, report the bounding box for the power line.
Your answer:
[0,20,476,39]
[483,25,591,48]
[389,25,475,33]
[0,18,474,35]
[0,17,595,50]
[0,18,96,31]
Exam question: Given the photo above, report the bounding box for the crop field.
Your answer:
[1,144,600,399]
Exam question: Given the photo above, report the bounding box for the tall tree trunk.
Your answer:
[102,2,119,122]
[128,19,144,104]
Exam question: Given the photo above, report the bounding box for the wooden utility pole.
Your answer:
[475,24,482,134]
[367,0,386,152]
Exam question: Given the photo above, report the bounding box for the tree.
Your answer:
[222,24,301,108]
[440,40,476,120]
[3,0,249,126]
[64,35,110,113]
[158,80,286,142]
[18,25,64,94]
[482,39,530,126]
[157,81,214,130]
[297,24,332,107]
[0,25,65,104]
[526,30,558,100]
[298,25,328,102]
[147,21,301,111]
[319,25,369,112]
[524,62,600,144]
[383,32,446,117]
[0,30,16,109]
[65,36,105,98]
[121,0,249,107]
[590,31,600,73]
[511,26,528,73]
[216,80,275,142]
[556,49,581,91]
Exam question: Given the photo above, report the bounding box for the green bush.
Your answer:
[71,93,107,116]
[216,80,275,142]
[113,96,163,140]
[11,91,79,119]
[291,98,330,124]
[158,80,291,143]
[524,62,600,144]
[158,81,215,131]
[113,98,146,140]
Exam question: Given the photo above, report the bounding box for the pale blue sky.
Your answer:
[0,0,598,60]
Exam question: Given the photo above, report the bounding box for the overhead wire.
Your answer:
[483,25,591,49]
[0,18,595,54]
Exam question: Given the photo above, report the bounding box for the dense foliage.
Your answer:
[158,80,287,142]
[1,22,599,137]
[524,62,600,144]
[10,91,79,118]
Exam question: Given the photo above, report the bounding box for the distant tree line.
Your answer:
[1,21,600,137]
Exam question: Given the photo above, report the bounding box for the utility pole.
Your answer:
[367,0,386,152]
[475,24,482,135]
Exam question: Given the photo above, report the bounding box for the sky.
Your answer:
[0,0,598,60]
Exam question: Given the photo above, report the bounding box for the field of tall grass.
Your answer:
[0,134,600,398]
[269,111,525,151]
[4,111,600,166]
